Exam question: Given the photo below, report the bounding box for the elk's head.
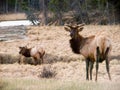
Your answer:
[64,23,84,39]
[19,46,28,55]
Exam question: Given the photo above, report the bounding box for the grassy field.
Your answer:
[0,78,120,90]
[0,25,120,90]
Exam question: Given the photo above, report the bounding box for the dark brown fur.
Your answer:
[19,47,31,57]
[19,46,45,65]
[69,35,83,54]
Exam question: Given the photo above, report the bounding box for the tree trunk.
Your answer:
[84,0,90,24]
[14,0,18,13]
[6,0,8,13]
[28,0,31,7]
[98,0,100,10]
[106,2,110,24]
[77,0,84,23]
[57,11,63,25]
[42,0,48,25]
[112,5,116,24]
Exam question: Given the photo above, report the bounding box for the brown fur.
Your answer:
[65,24,112,81]
[19,46,45,65]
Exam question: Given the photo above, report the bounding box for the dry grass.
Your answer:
[0,53,20,64]
[0,25,120,89]
[0,13,26,21]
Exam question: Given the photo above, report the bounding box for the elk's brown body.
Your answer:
[19,46,45,65]
[65,24,112,81]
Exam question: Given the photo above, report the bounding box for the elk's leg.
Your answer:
[41,57,44,64]
[90,61,94,80]
[33,57,38,65]
[20,56,25,64]
[40,51,45,64]
[37,59,41,65]
[95,47,100,81]
[105,47,111,80]
[36,58,41,65]
[86,59,89,80]
[36,54,41,65]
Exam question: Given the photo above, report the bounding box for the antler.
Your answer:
[65,23,85,29]
[75,23,85,28]
[65,24,73,28]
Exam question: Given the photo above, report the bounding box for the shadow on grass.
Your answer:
[0,53,20,64]
[111,55,120,61]
[44,53,80,64]
[0,53,81,64]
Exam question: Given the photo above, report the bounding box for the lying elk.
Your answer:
[64,24,112,81]
[19,46,45,65]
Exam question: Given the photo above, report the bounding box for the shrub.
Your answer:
[40,66,56,78]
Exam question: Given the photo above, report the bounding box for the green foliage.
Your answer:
[8,0,16,6]
[21,1,29,11]
[88,0,107,9]
[88,0,98,8]
[48,0,69,13]
[108,0,120,11]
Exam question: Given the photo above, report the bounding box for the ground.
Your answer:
[0,25,120,90]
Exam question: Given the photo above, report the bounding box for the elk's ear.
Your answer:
[64,26,71,32]
[25,45,27,48]
[77,27,84,32]
[19,46,22,49]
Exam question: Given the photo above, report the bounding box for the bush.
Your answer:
[40,65,56,78]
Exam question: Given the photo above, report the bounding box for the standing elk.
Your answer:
[64,24,112,81]
[19,46,45,65]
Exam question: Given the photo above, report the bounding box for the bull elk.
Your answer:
[64,24,112,81]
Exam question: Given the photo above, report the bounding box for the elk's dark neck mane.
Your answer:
[23,48,31,57]
[70,35,84,54]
